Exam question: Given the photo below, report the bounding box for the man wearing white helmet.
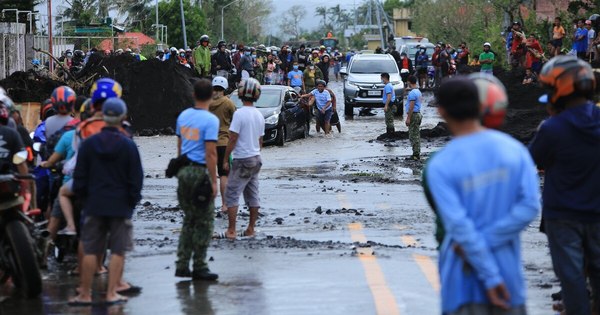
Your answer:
[479,43,495,75]
[220,78,264,240]
[209,77,236,213]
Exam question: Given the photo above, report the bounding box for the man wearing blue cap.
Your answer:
[70,98,143,306]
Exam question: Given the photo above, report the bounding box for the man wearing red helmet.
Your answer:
[425,77,539,315]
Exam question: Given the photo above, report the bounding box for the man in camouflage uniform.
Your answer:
[405,75,422,160]
[381,72,397,134]
[255,45,268,84]
[174,79,219,281]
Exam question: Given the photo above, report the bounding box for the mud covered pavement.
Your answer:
[1,81,556,315]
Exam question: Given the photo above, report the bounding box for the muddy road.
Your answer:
[1,81,555,315]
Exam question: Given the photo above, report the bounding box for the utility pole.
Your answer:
[48,0,54,71]
[179,0,188,49]
[375,0,385,48]
[155,0,159,47]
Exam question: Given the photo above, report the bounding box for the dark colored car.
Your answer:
[230,85,309,146]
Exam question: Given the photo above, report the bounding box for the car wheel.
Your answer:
[344,102,354,117]
[275,126,285,146]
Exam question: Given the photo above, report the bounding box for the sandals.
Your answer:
[68,297,92,307]
[105,296,128,306]
[212,230,255,240]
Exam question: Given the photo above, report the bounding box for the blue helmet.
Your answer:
[90,78,122,108]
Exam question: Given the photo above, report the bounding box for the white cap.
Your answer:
[483,42,491,47]
[212,76,228,90]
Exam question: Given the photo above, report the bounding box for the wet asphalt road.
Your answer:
[1,81,557,315]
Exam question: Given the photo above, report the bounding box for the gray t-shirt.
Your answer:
[45,115,73,138]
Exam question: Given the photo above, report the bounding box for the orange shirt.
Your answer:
[553,26,565,39]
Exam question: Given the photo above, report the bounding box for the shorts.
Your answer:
[81,216,133,255]
[50,198,63,219]
[217,146,229,177]
[225,156,262,208]
[317,109,333,125]
[551,38,563,47]
[417,66,427,75]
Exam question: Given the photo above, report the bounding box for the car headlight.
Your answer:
[265,114,279,125]
[347,81,358,88]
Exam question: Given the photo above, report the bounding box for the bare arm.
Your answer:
[205,141,218,199]
[16,162,27,175]
[40,152,64,168]
[223,132,239,172]
[177,137,182,157]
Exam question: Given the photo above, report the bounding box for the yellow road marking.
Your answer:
[400,235,440,292]
[348,222,400,315]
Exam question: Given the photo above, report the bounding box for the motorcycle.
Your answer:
[0,154,46,297]
[427,66,436,88]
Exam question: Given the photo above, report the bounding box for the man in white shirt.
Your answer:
[222,78,265,240]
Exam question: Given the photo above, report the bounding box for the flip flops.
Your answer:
[117,284,142,295]
[212,231,255,240]
[105,297,128,306]
[68,297,92,307]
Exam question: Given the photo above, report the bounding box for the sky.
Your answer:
[35,0,362,33]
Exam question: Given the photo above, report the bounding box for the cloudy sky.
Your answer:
[35,0,361,31]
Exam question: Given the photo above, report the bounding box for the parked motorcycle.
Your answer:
[0,168,45,298]
[427,66,436,88]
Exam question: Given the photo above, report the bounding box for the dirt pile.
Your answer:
[0,70,63,103]
[2,55,197,135]
[495,68,547,142]
[377,67,548,143]
[116,58,196,134]
[377,122,450,141]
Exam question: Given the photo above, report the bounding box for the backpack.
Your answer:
[42,120,77,160]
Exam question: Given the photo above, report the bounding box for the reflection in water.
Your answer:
[176,281,214,315]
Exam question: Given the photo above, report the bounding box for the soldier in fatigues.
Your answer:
[381,72,397,134]
[405,75,422,160]
[174,79,219,281]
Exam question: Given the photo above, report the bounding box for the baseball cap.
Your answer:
[102,97,127,117]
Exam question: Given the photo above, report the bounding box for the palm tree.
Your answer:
[316,6,327,28]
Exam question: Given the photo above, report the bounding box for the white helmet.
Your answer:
[212,76,228,90]
[178,48,185,53]
[125,48,132,52]
[483,42,491,48]
[170,47,177,52]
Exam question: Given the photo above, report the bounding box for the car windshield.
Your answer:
[350,59,397,74]
[408,46,434,58]
[230,89,281,108]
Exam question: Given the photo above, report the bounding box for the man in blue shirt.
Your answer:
[174,78,220,281]
[575,19,589,59]
[426,78,540,315]
[287,62,305,92]
[302,80,333,137]
[405,75,422,160]
[381,72,396,134]
[529,56,600,314]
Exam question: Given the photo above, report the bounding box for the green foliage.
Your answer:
[383,0,413,16]
[157,0,207,49]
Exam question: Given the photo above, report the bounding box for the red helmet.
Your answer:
[40,99,56,121]
[468,73,508,129]
[51,86,77,114]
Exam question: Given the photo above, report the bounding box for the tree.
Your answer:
[158,0,207,49]
[316,6,327,28]
[279,5,306,40]
[0,0,43,32]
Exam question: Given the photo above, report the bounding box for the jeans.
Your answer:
[545,219,600,315]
